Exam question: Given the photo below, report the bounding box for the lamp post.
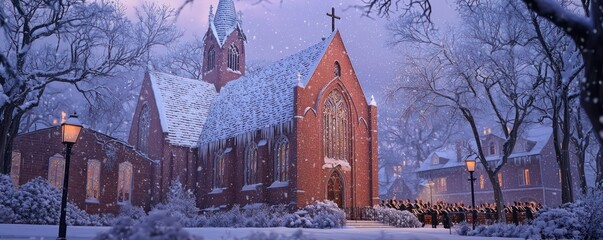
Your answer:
[58,113,82,240]
[427,180,435,205]
[465,159,477,230]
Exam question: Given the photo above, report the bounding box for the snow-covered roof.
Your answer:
[148,71,217,147]
[416,126,553,172]
[210,0,241,46]
[198,32,335,145]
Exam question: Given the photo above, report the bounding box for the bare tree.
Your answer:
[391,0,543,220]
[157,39,203,80]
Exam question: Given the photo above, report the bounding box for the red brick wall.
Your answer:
[128,72,166,161]
[202,28,246,92]
[13,127,156,214]
[294,31,378,209]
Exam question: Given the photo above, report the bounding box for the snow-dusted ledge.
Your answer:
[241,183,262,191]
[267,181,289,189]
[208,188,225,195]
[322,157,351,171]
[227,68,242,74]
[85,198,99,204]
[203,205,227,212]
[242,203,265,210]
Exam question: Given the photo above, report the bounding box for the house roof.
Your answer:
[148,71,217,147]
[416,126,553,173]
[198,32,335,145]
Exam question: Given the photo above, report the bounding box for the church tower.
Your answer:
[202,0,246,92]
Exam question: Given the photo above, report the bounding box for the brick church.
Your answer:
[10,0,379,214]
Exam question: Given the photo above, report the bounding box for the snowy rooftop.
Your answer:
[210,0,240,46]
[416,126,553,172]
[149,71,217,147]
[199,32,335,144]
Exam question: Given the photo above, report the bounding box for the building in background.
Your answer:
[415,126,579,207]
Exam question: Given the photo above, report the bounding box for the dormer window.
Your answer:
[431,154,440,165]
[207,46,215,72]
[228,45,240,71]
[334,61,341,77]
[489,142,496,155]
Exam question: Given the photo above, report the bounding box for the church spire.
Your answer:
[212,0,239,45]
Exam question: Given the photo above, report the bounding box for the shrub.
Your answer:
[371,206,421,228]
[456,222,531,238]
[151,179,199,227]
[95,211,202,240]
[284,200,345,228]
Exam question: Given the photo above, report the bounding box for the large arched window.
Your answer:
[228,45,240,71]
[207,46,215,71]
[86,159,101,202]
[48,153,65,189]
[213,152,225,189]
[138,104,150,153]
[244,143,258,185]
[274,137,289,182]
[323,90,351,161]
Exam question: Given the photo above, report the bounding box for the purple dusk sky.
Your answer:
[124,0,458,102]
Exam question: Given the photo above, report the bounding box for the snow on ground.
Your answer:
[0,224,520,240]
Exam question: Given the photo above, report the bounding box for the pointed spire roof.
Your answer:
[211,0,239,45]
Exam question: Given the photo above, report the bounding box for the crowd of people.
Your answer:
[379,199,543,228]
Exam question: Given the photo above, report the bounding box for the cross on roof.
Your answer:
[326,7,341,32]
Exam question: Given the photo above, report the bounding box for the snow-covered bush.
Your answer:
[151,179,199,227]
[456,222,531,238]
[0,175,103,226]
[241,229,316,240]
[88,213,116,226]
[119,202,147,221]
[95,211,202,240]
[370,206,421,228]
[284,200,345,228]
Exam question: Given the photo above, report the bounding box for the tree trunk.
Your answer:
[581,40,603,146]
[576,150,587,195]
[487,171,505,222]
[0,107,23,175]
[596,149,603,187]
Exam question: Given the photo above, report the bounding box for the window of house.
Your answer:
[519,168,530,186]
[207,46,215,71]
[323,90,350,161]
[86,160,101,202]
[213,152,225,189]
[497,172,503,187]
[489,142,496,155]
[334,61,341,77]
[244,143,258,185]
[479,174,485,189]
[437,177,447,192]
[117,162,133,204]
[274,137,289,182]
[431,154,440,165]
[137,104,150,153]
[10,151,21,186]
[48,154,65,189]
[228,45,240,71]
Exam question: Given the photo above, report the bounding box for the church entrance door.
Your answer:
[327,170,344,208]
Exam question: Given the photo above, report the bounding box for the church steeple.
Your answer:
[203,0,246,92]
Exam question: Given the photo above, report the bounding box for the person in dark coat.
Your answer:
[525,202,534,221]
[512,202,519,225]
[442,210,451,229]
[431,208,439,228]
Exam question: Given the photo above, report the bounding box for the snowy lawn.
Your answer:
[0,224,520,240]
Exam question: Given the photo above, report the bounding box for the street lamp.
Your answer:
[465,159,477,230]
[58,113,82,240]
[427,180,435,205]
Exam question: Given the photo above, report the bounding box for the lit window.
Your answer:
[213,152,225,189]
[117,162,133,203]
[10,151,21,186]
[497,172,503,187]
[137,104,150,153]
[207,46,215,71]
[519,168,530,186]
[437,177,447,192]
[244,143,258,185]
[323,90,350,162]
[479,174,485,189]
[86,160,101,201]
[48,154,65,189]
[228,45,240,71]
[274,136,289,182]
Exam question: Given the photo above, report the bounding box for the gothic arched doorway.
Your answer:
[327,170,344,208]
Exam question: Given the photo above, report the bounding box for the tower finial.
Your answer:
[209,5,214,23]
[369,95,377,106]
